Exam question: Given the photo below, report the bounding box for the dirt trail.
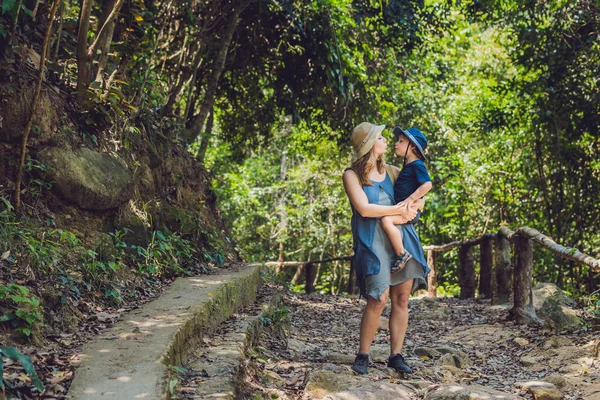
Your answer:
[240,291,599,399]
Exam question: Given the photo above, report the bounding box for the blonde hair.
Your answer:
[351,148,385,186]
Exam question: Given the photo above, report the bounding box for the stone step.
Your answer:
[175,287,285,399]
[67,265,261,400]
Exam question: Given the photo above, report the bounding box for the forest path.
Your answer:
[238,291,599,400]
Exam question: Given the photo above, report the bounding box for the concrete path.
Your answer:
[67,265,261,400]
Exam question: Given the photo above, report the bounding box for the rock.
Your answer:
[434,347,472,368]
[520,355,538,367]
[90,232,118,261]
[532,282,575,310]
[438,365,468,381]
[538,297,584,332]
[305,370,414,400]
[38,147,134,210]
[516,381,562,400]
[370,343,390,363]
[326,352,355,365]
[0,83,62,143]
[425,384,519,399]
[421,296,443,309]
[378,316,389,330]
[542,374,567,389]
[434,352,472,369]
[543,336,574,349]
[287,338,316,354]
[514,337,529,346]
[414,347,442,359]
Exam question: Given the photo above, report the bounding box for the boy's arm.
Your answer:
[405,181,432,208]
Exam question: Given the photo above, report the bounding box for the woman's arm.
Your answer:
[343,170,406,218]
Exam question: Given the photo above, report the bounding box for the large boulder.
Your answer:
[38,147,133,210]
[0,81,62,143]
[532,282,575,309]
[538,297,584,332]
[305,370,415,400]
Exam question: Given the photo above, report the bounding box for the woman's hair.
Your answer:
[351,148,385,186]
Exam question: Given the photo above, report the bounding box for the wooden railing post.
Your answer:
[427,250,437,297]
[459,245,475,299]
[347,258,356,295]
[479,236,493,298]
[492,232,512,305]
[510,234,539,324]
[305,262,316,294]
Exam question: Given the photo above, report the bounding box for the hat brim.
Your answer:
[352,124,386,162]
[393,126,426,160]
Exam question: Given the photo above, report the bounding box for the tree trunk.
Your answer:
[185,2,244,143]
[510,234,539,325]
[479,236,493,298]
[275,149,287,274]
[196,108,213,163]
[427,250,437,298]
[458,245,475,299]
[75,0,93,100]
[305,262,316,294]
[15,0,61,210]
[76,0,124,104]
[347,258,356,295]
[94,0,119,83]
[492,233,512,305]
[290,264,304,286]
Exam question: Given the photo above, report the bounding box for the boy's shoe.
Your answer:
[391,252,413,273]
[351,353,369,375]
[388,353,412,373]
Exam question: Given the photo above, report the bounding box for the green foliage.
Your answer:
[0,346,44,392]
[131,228,195,277]
[0,285,44,337]
[260,305,289,338]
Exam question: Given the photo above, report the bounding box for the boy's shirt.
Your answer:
[394,159,431,203]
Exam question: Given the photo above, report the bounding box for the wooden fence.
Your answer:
[256,226,600,325]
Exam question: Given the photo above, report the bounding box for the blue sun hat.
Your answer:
[393,126,428,160]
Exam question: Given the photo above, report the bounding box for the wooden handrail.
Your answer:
[423,233,495,252]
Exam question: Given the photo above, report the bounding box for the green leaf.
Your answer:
[2,0,16,15]
[169,378,179,394]
[0,346,45,392]
[20,4,33,16]
[156,230,166,241]
[0,23,7,38]
[0,313,16,322]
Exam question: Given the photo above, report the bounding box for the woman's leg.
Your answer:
[381,216,405,255]
[358,288,389,353]
[389,279,413,354]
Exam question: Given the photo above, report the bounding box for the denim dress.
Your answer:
[347,169,429,300]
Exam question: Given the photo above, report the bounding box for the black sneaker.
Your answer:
[391,252,413,273]
[351,353,369,375]
[388,353,412,373]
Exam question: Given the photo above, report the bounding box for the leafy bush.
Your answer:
[131,228,195,276]
[0,285,44,337]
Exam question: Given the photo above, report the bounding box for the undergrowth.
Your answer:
[0,194,221,342]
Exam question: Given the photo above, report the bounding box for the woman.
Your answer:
[342,122,429,375]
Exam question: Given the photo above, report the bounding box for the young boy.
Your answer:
[382,127,432,273]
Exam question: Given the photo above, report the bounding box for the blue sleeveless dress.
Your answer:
[347,170,429,300]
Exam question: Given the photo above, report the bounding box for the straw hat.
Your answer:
[351,122,386,162]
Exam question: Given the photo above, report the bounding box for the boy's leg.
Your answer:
[381,216,405,256]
